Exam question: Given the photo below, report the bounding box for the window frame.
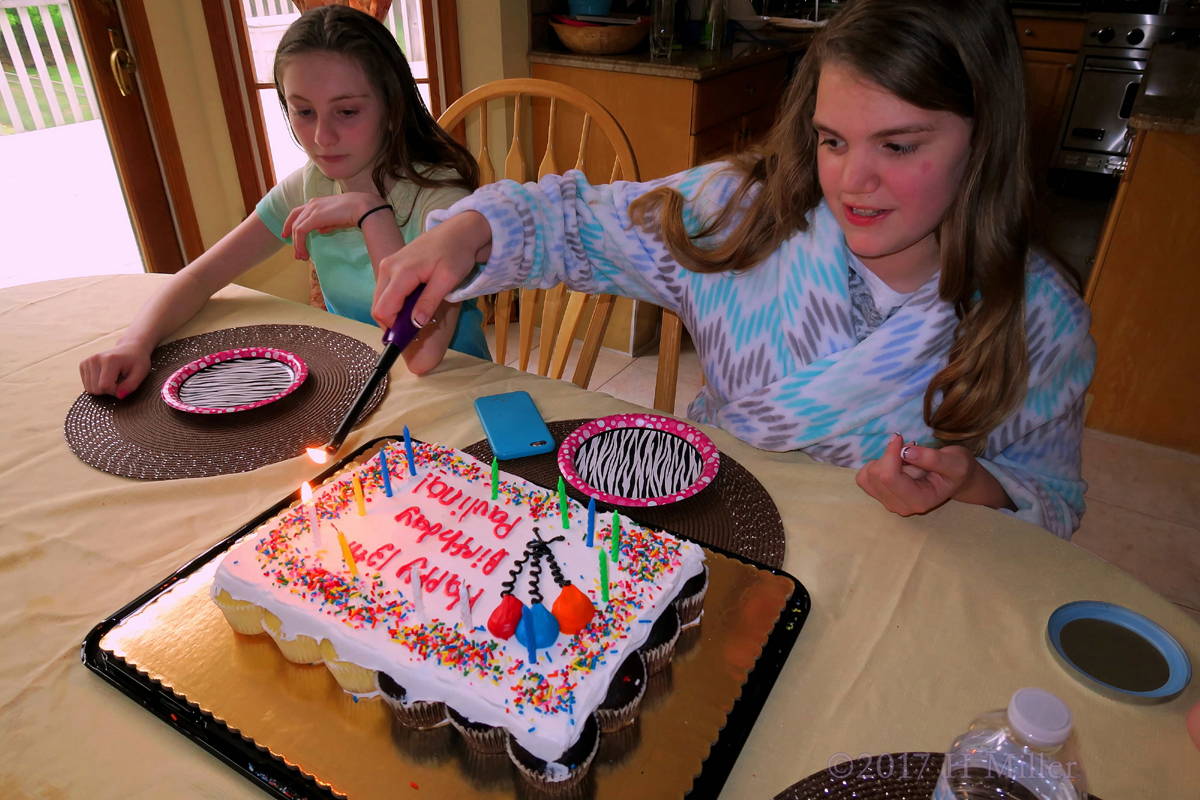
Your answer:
[201,0,462,215]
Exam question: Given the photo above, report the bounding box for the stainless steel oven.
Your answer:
[1051,12,1200,176]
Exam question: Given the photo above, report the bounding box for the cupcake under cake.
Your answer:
[211,440,707,790]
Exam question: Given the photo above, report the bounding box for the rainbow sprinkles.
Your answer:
[211,439,706,770]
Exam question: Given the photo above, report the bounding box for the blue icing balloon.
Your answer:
[514,601,560,651]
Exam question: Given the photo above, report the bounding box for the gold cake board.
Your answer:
[99,547,795,799]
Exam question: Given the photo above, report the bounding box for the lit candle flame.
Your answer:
[306,447,328,464]
[301,481,313,502]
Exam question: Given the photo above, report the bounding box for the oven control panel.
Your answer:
[1086,12,1200,50]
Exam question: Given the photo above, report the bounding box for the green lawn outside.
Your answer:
[1,64,94,134]
[1,5,94,135]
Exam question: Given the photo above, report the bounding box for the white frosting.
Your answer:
[543,761,572,782]
[212,442,704,762]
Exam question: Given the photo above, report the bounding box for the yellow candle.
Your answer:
[336,528,359,579]
[352,474,366,516]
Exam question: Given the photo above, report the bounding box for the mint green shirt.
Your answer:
[256,163,489,360]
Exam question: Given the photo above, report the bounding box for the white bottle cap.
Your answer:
[1007,687,1074,749]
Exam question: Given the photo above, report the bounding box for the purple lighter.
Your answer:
[309,284,425,461]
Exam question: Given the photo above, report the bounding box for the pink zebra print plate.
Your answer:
[161,348,308,414]
[557,413,720,507]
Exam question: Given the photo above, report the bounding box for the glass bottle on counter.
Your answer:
[933,688,1089,800]
[701,0,727,50]
[651,0,676,57]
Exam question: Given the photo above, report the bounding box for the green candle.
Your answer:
[611,511,620,563]
[558,476,569,529]
[491,457,499,500]
[599,549,609,603]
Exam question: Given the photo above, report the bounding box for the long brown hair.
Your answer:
[630,0,1033,454]
[274,5,479,221]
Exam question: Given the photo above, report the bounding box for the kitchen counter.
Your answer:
[1129,41,1200,135]
[528,31,810,81]
[1011,8,1090,21]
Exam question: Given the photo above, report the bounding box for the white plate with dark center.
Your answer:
[557,413,720,507]
[161,347,308,414]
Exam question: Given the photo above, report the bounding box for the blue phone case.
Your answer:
[473,391,555,461]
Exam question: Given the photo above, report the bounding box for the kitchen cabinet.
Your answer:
[1085,128,1200,453]
[528,48,790,182]
[525,45,793,353]
[1015,15,1086,180]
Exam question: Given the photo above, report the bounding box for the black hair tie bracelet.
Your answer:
[357,203,394,228]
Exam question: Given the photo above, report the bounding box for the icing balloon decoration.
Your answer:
[515,602,560,651]
[487,594,523,640]
[552,584,596,634]
[486,527,595,647]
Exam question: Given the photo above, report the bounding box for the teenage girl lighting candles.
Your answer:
[78,5,490,400]
[370,0,1095,539]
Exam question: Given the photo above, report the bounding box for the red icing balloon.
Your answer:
[551,584,595,635]
[487,594,524,640]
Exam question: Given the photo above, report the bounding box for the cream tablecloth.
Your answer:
[1,275,1197,800]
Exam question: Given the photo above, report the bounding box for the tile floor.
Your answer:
[487,323,1200,622]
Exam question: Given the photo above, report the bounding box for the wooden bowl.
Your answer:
[550,16,650,55]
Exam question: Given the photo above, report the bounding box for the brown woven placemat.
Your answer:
[463,418,786,568]
[64,325,387,481]
[773,753,1107,800]
[773,753,945,800]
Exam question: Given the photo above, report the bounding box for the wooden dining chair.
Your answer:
[438,79,689,403]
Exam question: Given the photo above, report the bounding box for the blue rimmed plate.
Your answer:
[1047,601,1191,703]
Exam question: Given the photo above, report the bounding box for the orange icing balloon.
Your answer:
[551,584,596,635]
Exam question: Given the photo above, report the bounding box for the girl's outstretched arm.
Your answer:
[373,164,737,331]
[79,215,282,397]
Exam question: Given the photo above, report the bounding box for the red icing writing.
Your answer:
[421,567,448,593]
[408,477,521,541]
[366,543,394,567]
[481,549,509,575]
[395,557,428,583]
[490,509,522,539]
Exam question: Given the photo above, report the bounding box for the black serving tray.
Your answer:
[82,436,811,800]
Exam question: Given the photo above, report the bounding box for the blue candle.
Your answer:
[586,497,596,547]
[403,425,416,476]
[380,446,393,497]
[521,604,537,665]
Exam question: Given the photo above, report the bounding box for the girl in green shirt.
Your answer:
[80,5,488,398]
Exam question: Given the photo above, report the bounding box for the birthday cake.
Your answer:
[210,439,708,790]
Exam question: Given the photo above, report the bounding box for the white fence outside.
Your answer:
[0,0,427,137]
[0,0,97,135]
[243,0,428,83]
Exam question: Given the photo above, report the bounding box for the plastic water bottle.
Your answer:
[933,688,1089,800]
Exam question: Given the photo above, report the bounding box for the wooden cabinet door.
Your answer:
[1023,49,1076,180]
[530,63,694,182]
[1013,17,1085,52]
[1087,130,1200,453]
